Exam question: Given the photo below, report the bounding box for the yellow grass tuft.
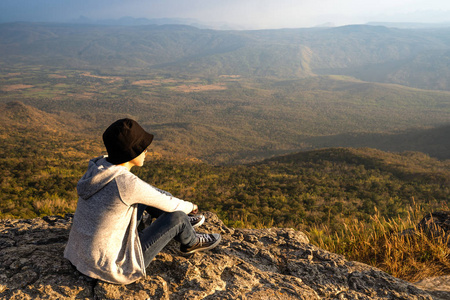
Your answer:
[32,196,77,217]
[309,203,450,282]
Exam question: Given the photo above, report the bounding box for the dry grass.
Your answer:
[1,84,34,91]
[309,203,450,282]
[73,92,97,100]
[32,196,77,217]
[48,74,67,79]
[172,84,227,93]
[219,75,241,81]
[80,72,122,83]
[131,79,177,86]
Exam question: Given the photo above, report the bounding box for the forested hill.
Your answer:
[135,147,449,230]
[1,22,450,90]
[1,100,449,232]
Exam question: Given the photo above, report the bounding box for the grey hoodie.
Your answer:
[64,156,194,284]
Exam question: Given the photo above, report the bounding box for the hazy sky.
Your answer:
[1,0,450,29]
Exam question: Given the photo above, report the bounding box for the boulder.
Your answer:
[0,212,445,299]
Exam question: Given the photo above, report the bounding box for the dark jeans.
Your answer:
[137,205,196,268]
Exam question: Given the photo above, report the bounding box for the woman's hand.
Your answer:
[191,204,199,215]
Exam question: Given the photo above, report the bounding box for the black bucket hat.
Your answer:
[102,118,154,164]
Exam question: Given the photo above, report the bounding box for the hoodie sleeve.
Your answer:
[115,173,194,214]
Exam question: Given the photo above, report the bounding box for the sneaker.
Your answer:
[189,214,205,228]
[180,233,221,255]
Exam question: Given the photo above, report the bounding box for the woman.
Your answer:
[64,118,221,284]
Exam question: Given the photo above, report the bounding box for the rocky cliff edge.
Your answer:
[0,212,448,300]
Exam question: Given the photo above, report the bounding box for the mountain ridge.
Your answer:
[1,22,450,90]
[0,101,94,135]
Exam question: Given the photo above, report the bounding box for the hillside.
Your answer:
[305,124,450,160]
[134,147,449,229]
[1,103,448,231]
[0,101,102,218]
[1,23,450,90]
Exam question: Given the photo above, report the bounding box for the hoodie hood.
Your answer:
[77,156,128,200]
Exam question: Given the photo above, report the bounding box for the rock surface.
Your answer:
[414,276,450,300]
[0,212,448,299]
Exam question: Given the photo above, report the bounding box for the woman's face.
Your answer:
[130,149,147,167]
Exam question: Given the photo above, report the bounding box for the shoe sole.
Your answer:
[191,215,205,228]
[180,234,222,256]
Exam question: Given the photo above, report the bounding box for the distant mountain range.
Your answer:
[1,22,450,90]
[69,16,241,30]
[367,22,450,29]
[67,16,450,30]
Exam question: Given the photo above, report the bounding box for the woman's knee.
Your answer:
[167,210,188,225]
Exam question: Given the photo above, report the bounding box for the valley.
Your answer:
[1,66,449,164]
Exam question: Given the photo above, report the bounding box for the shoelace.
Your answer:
[189,216,199,222]
[196,233,214,243]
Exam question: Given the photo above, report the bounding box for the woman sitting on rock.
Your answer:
[64,118,221,284]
